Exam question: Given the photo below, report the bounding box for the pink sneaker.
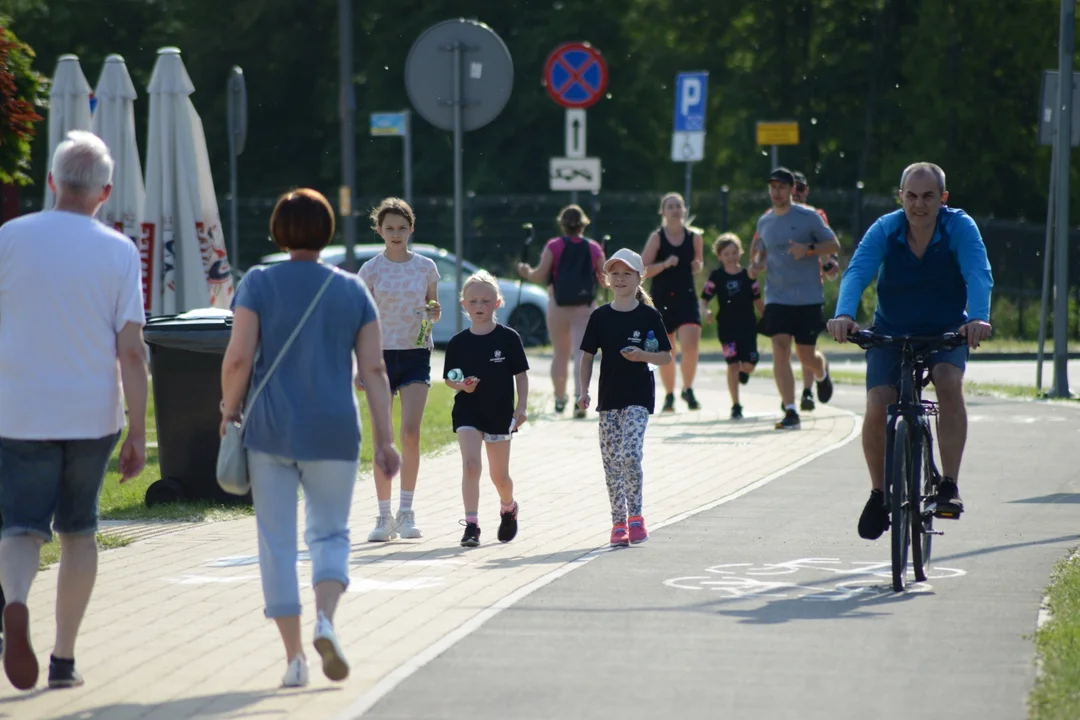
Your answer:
[610,523,629,547]
[628,516,648,544]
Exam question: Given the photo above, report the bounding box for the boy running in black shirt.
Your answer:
[700,233,764,419]
[444,271,529,548]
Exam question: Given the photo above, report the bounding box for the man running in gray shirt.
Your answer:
[750,168,840,430]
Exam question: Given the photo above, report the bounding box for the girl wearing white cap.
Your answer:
[577,248,672,547]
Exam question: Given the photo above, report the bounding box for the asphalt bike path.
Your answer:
[362,383,1080,720]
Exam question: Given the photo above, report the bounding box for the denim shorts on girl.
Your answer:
[384,348,431,393]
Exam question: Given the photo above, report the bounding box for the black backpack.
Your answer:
[552,237,597,306]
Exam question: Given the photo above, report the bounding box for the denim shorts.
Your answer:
[384,349,432,394]
[865,344,969,390]
[0,432,121,541]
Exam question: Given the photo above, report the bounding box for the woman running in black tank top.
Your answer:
[640,192,704,413]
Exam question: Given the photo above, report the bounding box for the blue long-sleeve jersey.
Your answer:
[834,207,993,335]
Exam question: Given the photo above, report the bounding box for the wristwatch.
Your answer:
[807,243,817,256]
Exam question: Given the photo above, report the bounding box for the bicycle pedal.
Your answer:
[934,510,961,520]
[923,529,944,536]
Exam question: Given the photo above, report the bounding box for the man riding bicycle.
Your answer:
[826,162,993,540]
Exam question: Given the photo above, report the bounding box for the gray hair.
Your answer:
[899,162,946,194]
[50,130,114,193]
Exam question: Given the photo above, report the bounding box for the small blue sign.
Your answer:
[370,112,407,137]
[673,72,709,133]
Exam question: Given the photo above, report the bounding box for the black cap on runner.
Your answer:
[767,168,795,186]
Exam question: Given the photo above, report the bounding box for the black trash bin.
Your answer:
[143,309,252,507]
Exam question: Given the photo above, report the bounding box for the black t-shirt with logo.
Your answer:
[579,302,672,413]
[702,267,759,337]
[443,324,530,435]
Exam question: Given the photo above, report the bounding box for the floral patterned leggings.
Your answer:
[598,406,650,525]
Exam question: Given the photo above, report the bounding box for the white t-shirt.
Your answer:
[0,210,145,439]
[358,252,440,350]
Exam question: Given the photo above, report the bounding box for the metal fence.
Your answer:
[19,188,1080,338]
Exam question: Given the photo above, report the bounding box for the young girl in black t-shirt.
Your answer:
[578,248,672,547]
[443,271,530,548]
[699,233,764,419]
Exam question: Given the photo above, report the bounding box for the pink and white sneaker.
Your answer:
[610,523,630,547]
[628,516,648,544]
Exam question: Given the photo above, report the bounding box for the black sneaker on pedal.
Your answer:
[460,522,481,547]
[661,393,675,413]
[681,388,701,410]
[934,479,964,518]
[775,409,800,430]
[800,389,816,412]
[858,490,889,540]
[730,404,743,420]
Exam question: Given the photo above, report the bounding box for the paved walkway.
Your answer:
[0,365,856,719]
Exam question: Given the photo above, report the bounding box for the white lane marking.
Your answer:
[333,411,864,720]
[662,558,966,600]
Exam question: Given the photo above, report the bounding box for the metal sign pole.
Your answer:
[226,66,246,273]
[403,109,413,207]
[452,41,465,334]
[1036,144,1058,394]
[1051,0,1075,398]
[684,161,692,213]
[771,145,778,168]
[338,0,357,272]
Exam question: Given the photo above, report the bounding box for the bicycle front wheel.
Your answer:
[889,418,911,592]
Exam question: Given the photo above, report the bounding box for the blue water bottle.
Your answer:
[643,330,659,371]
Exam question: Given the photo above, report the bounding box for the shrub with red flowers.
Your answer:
[0,21,46,186]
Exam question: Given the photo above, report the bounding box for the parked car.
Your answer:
[256,243,550,346]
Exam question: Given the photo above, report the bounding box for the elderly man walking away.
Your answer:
[0,130,148,690]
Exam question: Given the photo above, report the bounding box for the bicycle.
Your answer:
[848,330,967,592]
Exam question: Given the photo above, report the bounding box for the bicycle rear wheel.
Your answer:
[889,418,911,592]
[909,422,928,582]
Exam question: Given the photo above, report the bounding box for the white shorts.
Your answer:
[457,426,512,443]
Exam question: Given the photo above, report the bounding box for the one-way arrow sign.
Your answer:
[565,109,586,159]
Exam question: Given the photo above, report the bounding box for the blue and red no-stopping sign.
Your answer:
[543,42,608,109]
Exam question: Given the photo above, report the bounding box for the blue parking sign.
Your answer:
[673,72,708,133]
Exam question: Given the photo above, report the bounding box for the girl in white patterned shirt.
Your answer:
[357,198,440,542]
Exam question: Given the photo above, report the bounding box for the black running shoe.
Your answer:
[48,656,84,689]
[816,368,834,404]
[775,409,800,430]
[739,371,750,385]
[730,404,743,420]
[554,397,567,414]
[498,503,519,543]
[800,389,816,412]
[681,388,701,410]
[661,393,675,413]
[460,522,481,547]
[858,490,889,540]
[934,479,964,518]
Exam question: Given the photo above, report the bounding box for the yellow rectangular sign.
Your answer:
[756,121,799,146]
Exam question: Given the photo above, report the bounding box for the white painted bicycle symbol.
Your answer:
[663,558,966,601]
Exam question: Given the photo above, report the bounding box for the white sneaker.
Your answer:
[395,509,422,539]
[281,654,309,687]
[313,611,350,681]
[367,514,398,542]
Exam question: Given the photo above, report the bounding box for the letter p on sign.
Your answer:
[681,79,701,116]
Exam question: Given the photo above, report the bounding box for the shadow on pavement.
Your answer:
[1010,493,1080,504]
[931,533,1080,563]
[0,687,341,720]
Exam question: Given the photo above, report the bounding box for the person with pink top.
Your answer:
[517,205,606,419]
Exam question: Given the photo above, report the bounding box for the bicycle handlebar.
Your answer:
[846,330,967,352]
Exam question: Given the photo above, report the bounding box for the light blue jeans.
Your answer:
[248,450,358,618]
